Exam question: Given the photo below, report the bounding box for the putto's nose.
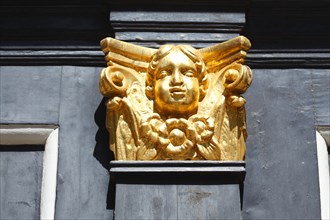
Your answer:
[170,69,184,86]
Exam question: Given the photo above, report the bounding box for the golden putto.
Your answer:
[100,36,253,161]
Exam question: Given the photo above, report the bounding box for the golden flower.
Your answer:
[141,114,169,147]
[141,115,215,159]
[189,115,214,144]
[163,118,196,156]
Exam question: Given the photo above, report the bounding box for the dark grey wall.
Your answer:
[0,147,43,219]
[1,67,328,219]
[0,66,113,219]
[243,69,329,219]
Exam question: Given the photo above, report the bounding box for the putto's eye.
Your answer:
[157,70,168,79]
[183,69,195,77]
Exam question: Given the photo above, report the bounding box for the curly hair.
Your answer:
[145,45,208,101]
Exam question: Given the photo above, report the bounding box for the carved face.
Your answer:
[154,50,200,118]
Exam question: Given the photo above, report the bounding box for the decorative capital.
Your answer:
[100,36,252,161]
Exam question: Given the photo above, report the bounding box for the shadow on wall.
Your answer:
[93,97,115,210]
[93,97,114,170]
[93,23,116,210]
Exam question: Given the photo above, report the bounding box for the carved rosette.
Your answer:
[100,36,252,161]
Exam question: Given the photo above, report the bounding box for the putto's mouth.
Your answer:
[169,87,186,99]
[170,87,185,93]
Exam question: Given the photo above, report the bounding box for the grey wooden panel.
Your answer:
[55,66,112,219]
[246,51,330,68]
[109,161,245,219]
[0,66,61,124]
[110,11,244,23]
[0,4,111,47]
[311,70,330,126]
[0,149,43,219]
[177,185,241,220]
[110,9,244,49]
[242,69,321,219]
[243,1,330,50]
[114,184,242,220]
[115,32,238,44]
[0,49,105,66]
[115,184,178,220]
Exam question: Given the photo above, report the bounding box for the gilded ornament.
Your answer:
[100,36,253,161]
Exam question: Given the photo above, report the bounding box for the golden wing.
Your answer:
[100,38,157,160]
[197,36,252,161]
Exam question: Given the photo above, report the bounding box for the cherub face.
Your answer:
[154,50,200,118]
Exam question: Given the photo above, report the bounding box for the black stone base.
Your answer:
[109,161,245,220]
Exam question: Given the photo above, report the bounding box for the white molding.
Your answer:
[0,124,56,145]
[318,126,330,147]
[316,131,330,220]
[0,125,59,220]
